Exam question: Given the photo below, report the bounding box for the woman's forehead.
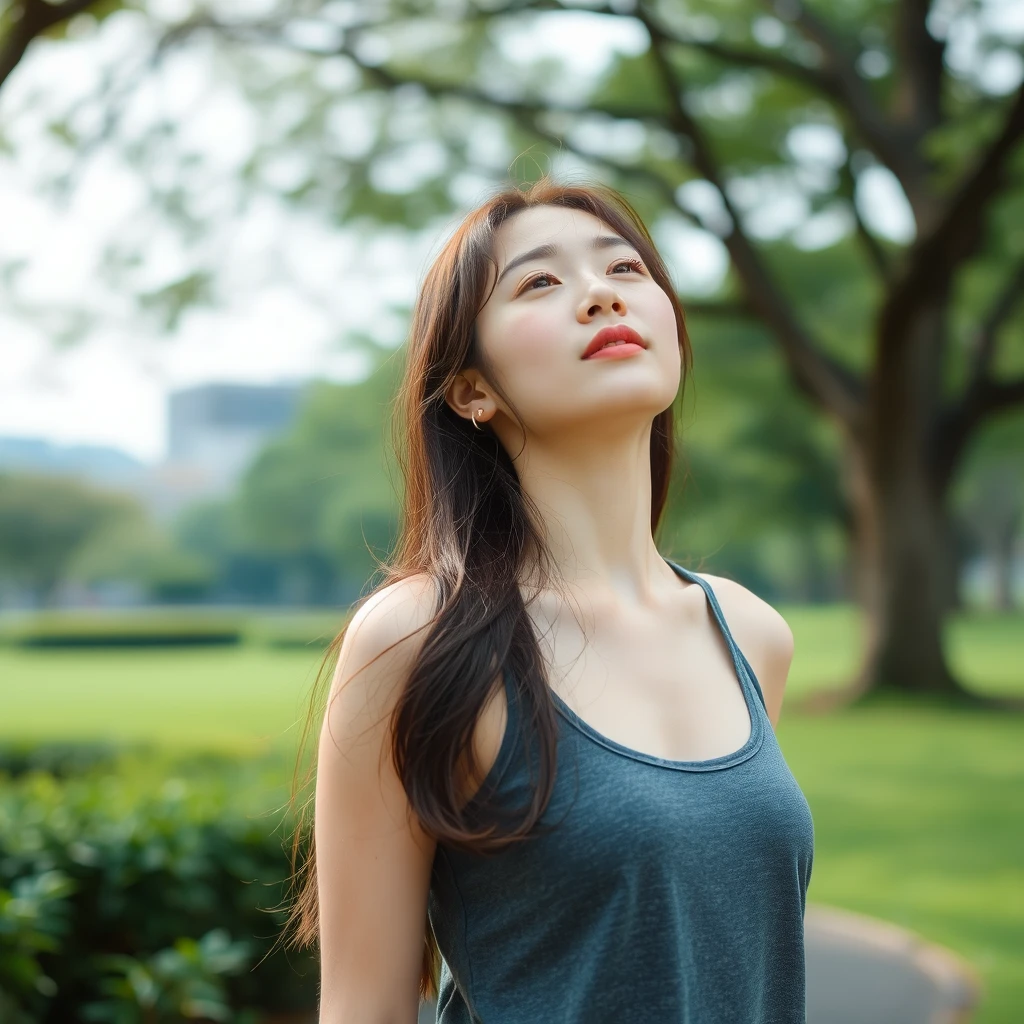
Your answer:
[492,206,612,257]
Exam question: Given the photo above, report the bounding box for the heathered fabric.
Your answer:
[427,559,815,1023]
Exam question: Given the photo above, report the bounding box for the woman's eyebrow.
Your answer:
[495,234,632,288]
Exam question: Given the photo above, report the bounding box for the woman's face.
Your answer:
[469,204,681,442]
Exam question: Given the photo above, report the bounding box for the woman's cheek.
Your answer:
[505,308,562,364]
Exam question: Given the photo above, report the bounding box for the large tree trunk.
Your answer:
[844,301,975,700]
[871,466,960,695]
[840,435,969,701]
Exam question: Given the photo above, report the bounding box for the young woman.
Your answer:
[284,177,815,1023]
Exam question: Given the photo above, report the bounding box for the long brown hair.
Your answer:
[276,175,693,1001]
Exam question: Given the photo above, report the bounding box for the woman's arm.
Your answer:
[315,576,438,1024]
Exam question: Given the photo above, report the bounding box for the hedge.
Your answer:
[0,613,244,649]
[0,611,346,650]
[0,748,317,1023]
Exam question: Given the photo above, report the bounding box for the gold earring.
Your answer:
[471,408,484,430]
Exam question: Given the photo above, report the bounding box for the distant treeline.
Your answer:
[0,349,1018,610]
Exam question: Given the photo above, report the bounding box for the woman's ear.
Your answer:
[446,373,494,425]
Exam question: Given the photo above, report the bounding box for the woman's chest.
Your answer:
[456,736,815,904]
[475,593,756,781]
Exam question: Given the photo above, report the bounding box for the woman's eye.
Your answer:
[518,259,643,295]
[524,273,556,290]
[612,258,645,274]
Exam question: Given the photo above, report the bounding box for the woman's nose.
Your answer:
[577,280,627,321]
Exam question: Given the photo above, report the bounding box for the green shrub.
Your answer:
[0,752,316,1023]
[0,741,136,779]
[244,612,345,650]
[0,609,348,650]
[0,612,243,649]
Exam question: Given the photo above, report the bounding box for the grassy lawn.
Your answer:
[780,603,1024,699]
[1,604,1022,1022]
[778,706,1023,1024]
[0,644,331,753]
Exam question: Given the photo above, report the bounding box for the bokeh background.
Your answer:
[1,0,1022,1021]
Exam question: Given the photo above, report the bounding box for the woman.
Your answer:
[283,176,815,1023]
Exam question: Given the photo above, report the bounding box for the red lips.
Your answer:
[582,325,647,359]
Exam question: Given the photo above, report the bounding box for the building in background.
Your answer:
[152,382,308,519]
[167,383,305,477]
[0,381,309,523]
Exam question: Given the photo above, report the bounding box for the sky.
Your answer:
[0,7,655,461]
[0,2,1020,463]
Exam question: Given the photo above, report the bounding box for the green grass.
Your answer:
[0,645,332,753]
[1,605,1022,1022]
[777,707,1023,1024]
[781,603,1024,699]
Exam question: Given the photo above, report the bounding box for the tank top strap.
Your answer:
[663,558,770,717]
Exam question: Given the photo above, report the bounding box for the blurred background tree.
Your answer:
[175,355,403,604]
[0,474,144,605]
[1,0,1022,704]
[2,7,1023,1020]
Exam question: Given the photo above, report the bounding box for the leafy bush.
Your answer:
[1,612,243,648]
[0,609,346,650]
[0,751,316,1023]
[0,741,136,780]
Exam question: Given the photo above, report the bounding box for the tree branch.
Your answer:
[520,0,928,204]
[515,110,709,227]
[158,10,713,241]
[492,0,862,104]
[964,259,1024,396]
[979,377,1024,418]
[0,0,102,89]
[161,11,684,133]
[942,372,1024,478]
[892,0,945,135]
[930,80,1024,257]
[937,259,1024,484]
[881,82,1024,346]
[768,0,929,201]
[639,5,865,429]
[837,145,891,281]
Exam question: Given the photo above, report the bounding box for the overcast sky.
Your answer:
[1,2,1019,463]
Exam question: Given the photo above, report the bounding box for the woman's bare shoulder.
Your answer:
[691,572,794,725]
[331,573,439,714]
[347,573,438,640]
[692,572,790,636]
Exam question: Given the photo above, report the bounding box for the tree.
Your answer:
[0,0,107,89]
[173,359,404,604]
[952,414,1024,610]
[4,0,1023,703]
[232,360,402,594]
[195,0,1024,705]
[0,472,144,603]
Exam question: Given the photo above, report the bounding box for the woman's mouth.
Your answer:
[582,324,648,359]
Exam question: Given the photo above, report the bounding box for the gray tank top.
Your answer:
[427,559,815,1022]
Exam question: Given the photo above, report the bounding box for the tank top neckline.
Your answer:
[471,560,769,811]
[540,559,765,774]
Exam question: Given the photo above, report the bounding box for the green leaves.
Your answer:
[0,749,318,1022]
[0,474,146,605]
[83,929,253,1023]
[0,869,76,1010]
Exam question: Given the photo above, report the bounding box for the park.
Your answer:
[1,0,1022,1022]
